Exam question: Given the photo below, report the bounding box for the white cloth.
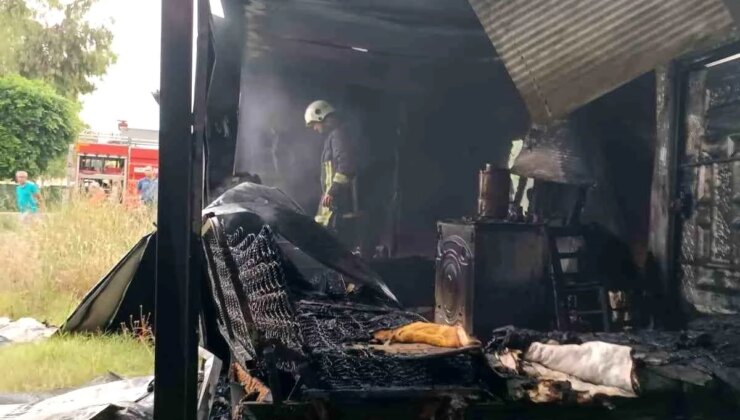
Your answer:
[522,361,636,398]
[524,341,635,393]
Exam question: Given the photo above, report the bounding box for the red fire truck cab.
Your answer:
[69,131,159,204]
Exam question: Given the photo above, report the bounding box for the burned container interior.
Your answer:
[152,0,740,418]
[221,0,525,254]
[196,0,740,350]
[209,0,661,268]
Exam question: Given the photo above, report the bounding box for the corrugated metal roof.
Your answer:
[469,0,736,122]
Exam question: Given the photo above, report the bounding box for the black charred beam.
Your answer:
[649,64,684,330]
[154,0,200,417]
[205,0,245,200]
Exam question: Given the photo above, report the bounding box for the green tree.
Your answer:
[41,154,70,179]
[0,75,80,179]
[0,1,33,75]
[0,0,116,99]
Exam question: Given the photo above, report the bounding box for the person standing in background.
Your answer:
[87,182,107,204]
[15,170,42,220]
[304,100,359,248]
[136,166,159,206]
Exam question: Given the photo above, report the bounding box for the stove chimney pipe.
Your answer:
[478,163,510,219]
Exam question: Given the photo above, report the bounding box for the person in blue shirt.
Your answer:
[15,170,42,217]
[136,167,158,205]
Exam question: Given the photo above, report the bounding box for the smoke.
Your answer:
[233,68,523,257]
[235,74,328,213]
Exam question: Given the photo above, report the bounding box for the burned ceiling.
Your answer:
[239,0,503,92]
[236,0,739,119]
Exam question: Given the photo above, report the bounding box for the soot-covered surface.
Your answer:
[486,317,740,399]
[204,217,480,393]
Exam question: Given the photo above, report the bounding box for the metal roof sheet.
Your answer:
[468,0,736,122]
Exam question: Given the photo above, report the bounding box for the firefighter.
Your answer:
[304,100,358,247]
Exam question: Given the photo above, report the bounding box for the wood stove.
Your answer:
[434,219,551,338]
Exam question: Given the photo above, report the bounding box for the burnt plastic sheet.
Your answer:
[486,326,581,353]
[206,181,305,215]
[205,182,399,306]
[61,233,156,334]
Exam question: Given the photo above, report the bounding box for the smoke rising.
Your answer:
[235,74,328,213]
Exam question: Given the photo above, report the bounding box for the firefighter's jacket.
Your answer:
[315,124,357,226]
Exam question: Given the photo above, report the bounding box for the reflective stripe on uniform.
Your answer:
[316,161,334,226]
[332,172,350,184]
[322,161,333,192]
[315,208,333,226]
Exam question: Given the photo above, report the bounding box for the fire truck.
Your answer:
[67,129,159,204]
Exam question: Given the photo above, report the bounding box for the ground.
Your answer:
[0,334,153,392]
[0,199,155,392]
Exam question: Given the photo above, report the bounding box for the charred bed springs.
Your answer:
[203,220,476,390]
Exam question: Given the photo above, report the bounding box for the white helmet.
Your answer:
[304,100,336,126]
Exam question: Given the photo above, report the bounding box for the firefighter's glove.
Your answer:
[321,193,333,208]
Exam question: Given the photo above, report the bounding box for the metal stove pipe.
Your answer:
[477,163,510,219]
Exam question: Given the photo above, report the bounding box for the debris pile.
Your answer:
[198,183,740,417]
[483,323,740,412]
[45,183,740,418]
[486,329,637,405]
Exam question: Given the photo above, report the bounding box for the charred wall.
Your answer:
[571,73,657,264]
[234,56,527,258]
[232,66,657,262]
[396,69,528,256]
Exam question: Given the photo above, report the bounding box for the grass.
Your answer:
[0,333,154,392]
[0,198,156,392]
[0,213,20,231]
[0,197,155,325]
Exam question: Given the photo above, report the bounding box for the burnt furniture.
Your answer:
[434,220,551,338]
[202,214,481,408]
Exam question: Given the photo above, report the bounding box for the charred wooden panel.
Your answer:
[679,57,740,314]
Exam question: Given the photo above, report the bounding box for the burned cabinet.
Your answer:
[434,220,550,338]
[678,56,740,314]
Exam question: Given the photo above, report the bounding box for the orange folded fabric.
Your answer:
[373,322,479,348]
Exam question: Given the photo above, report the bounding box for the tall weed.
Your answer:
[0,197,155,324]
